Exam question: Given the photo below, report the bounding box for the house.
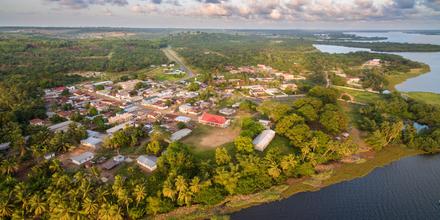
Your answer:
[106,121,134,135]
[108,112,134,124]
[115,91,130,100]
[0,142,11,151]
[118,79,142,91]
[87,130,104,138]
[179,104,201,115]
[163,114,178,122]
[170,128,192,142]
[30,118,45,126]
[137,155,158,171]
[146,111,162,121]
[124,105,138,113]
[258,120,272,129]
[347,77,362,87]
[364,59,381,67]
[198,112,230,128]
[102,155,125,170]
[81,137,103,149]
[71,152,94,165]
[280,83,298,91]
[253,130,276,152]
[48,121,74,133]
[142,98,169,110]
[175,116,191,123]
[219,108,236,116]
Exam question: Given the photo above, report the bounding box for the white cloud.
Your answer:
[44,0,440,22]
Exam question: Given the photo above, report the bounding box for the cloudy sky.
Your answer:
[1,0,439,29]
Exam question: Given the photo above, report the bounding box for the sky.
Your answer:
[0,0,439,29]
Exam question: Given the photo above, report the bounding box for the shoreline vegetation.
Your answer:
[157,145,423,220]
[386,66,430,91]
[315,41,440,52]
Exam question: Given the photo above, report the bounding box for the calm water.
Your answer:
[345,32,440,45]
[232,154,440,220]
[234,32,440,219]
[314,32,440,93]
[314,44,440,93]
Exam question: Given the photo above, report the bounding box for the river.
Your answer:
[316,32,440,93]
[233,32,440,219]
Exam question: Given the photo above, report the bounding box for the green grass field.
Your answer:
[405,92,440,107]
[336,87,383,104]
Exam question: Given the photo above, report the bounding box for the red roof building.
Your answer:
[30,118,45,126]
[53,86,66,92]
[198,112,230,128]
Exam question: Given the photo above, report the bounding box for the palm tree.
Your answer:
[178,190,193,207]
[0,197,13,218]
[189,177,201,194]
[49,159,62,173]
[1,159,19,175]
[133,184,146,206]
[82,197,98,217]
[96,187,110,203]
[114,187,132,213]
[175,175,187,193]
[280,154,297,175]
[162,181,176,200]
[13,182,28,209]
[98,203,123,220]
[29,194,47,217]
[52,202,73,220]
[267,163,281,179]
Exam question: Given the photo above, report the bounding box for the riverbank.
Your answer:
[155,145,423,220]
[404,92,440,107]
[386,66,430,91]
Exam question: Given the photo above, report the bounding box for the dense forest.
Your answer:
[166,33,423,77]
[0,36,168,87]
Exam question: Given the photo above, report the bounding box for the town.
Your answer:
[2,26,440,220]
[1,57,388,184]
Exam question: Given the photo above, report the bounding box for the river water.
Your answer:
[233,32,440,219]
[233,154,440,220]
[316,32,440,93]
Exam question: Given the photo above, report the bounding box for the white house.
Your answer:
[219,108,236,116]
[258,120,272,129]
[137,155,158,171]
[253,130,276,152]
[170,128,192,142]
[0,142,11,151]
[71,152,94,165]
[175,116,191,123]
[81,137,103,149]
[108,112,134,124]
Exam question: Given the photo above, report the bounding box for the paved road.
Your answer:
[162,47,195,78]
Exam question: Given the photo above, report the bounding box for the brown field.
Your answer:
[182,125,240,149]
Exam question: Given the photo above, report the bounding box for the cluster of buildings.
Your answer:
[226,64,306,81]
[218,64,306,97]
[19,62,299,175]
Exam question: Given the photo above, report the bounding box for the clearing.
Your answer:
[182,125,240,149]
